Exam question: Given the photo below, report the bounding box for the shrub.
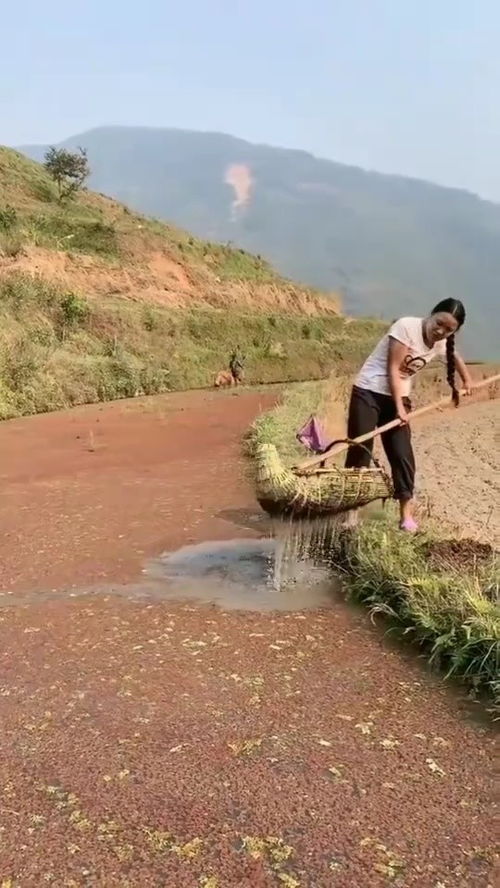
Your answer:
[43,146,90,200]
[0,205,18,231]
[59,292,88,328]
[29,213,119,257]
[0,232,24,258]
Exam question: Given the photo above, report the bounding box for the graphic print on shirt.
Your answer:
[399,354,427,378]
[354,317,446,398]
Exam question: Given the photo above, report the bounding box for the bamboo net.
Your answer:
[255,443,393,517]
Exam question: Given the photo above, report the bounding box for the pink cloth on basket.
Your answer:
[296,415,332,454]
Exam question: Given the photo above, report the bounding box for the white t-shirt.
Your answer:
[355,317,446,397]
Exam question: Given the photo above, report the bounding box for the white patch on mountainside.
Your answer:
[224,163,254,217]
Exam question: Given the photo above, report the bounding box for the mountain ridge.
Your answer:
[18,126,500,358]
[19,125,500,206]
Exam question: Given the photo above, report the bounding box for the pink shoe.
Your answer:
[399,517,419,533]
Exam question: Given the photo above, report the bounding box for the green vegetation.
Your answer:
[339,524,499,704]
[247,381,499,709]
[178,237,276,283]
[0,205,18,230]
[0,150,119,259]
[0,148,120,258]
[26,212,120,256]
[0,273,381,420]
[246,381,325,463]
[0,145,60,205]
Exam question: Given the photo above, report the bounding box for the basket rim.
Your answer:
[294,465,389,480]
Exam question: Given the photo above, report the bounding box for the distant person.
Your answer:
[345,298,473,532]
[229,347,245,384]
[214,370,234,388]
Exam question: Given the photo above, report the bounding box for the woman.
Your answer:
[345,298,473,531]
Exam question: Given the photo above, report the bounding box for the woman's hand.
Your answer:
[455,354,473,395]
[462,376,473,396]
[396,402,409,424]
[387,339,411,423]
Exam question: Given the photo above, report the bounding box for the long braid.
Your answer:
[446,333,460,406]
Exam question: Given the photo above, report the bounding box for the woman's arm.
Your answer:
[454,353,473,394]
[387,338,410,422]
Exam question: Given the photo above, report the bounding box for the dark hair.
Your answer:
[430,298,466,407]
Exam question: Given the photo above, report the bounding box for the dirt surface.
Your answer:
[413,399,500,546]
[0,389,496,887]
[425,539,496,573]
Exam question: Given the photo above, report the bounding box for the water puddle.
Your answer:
[0,518,343,613]
[144,535,340,611]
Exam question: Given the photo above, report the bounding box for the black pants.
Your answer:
[345,386,415,501]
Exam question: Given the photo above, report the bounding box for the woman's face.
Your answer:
[426,311,459,344]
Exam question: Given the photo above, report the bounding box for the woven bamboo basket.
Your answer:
[255,443,393,518]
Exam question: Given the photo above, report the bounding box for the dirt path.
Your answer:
[0,390,496,887]
[414,399,500,546]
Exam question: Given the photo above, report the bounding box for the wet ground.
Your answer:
[0,389,496,887]
[145,537,340,611]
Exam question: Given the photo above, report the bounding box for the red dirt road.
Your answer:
[0,390,496,887]
[0,389,277,596]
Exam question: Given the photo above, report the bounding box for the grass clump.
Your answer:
[0,146,58,206]
[0,205,18,231]
[247,380,500,708]
[27,212,119,257]
[0,204,24,258]
[186,240,276,283]
[0,231,25,258]
[245,381,324,463]
[337,522,499,701]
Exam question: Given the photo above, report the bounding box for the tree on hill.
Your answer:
[43,146,90,200]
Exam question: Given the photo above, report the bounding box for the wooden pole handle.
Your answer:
[294,373,500,473]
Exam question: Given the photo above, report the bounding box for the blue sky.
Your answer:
[2,0,498,200]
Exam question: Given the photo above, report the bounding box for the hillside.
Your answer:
[20,126,500,359]
[0,146,383,419]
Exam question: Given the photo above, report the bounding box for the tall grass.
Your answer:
[26,212,120,257]
[245,382,324,463]
[336,523,499,701]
